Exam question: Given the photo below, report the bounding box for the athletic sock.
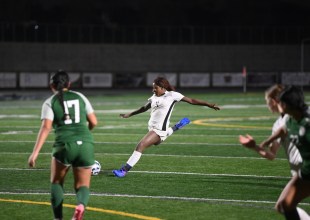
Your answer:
[296,207,309,220]
[51,183,64,219]
[172,125,178,131]
[126,150,142,169]
[284,208,300,220]
[76,186,90,207]
[167,127,174,135]
[124,164,132,171]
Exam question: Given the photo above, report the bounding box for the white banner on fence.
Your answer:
[68,73,81,84]
[83,73,113,88]
[20,72,49,88]
[179,73,210,87]
[147,72,177,86]
[247,72,277,86]
[281,72,310,86]
[0,72,17,88]
[212,73,243,87]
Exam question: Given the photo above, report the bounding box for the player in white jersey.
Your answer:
[239,84,309,220]
[113,76,220,177]
[273,114,302,176]
[239,84,302,175]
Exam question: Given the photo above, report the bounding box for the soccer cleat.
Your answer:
[112,167,127,178]
[174,117,190,130]
[72,204,84,220]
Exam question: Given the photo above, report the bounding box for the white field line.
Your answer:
[0,167,290,179]
[0,130,270,137]
[0,131,33,134]
[1,191,309,206]
[0,140,254,147]
[0,151,288,161]
[0,131,270,138]
[0,126,271,131]
[0,114,38,119]
[0,140,244,146]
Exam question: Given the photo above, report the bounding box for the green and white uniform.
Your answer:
[41,90,95,167]
[285,116,310,180]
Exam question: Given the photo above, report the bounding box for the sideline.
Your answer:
[0,198,162,220]
[192,116,272,129]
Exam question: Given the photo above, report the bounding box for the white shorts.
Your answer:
[149,127,173,142]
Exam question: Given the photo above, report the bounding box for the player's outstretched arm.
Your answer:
[259,127,286,149]
[239,134,278,160]
[120,102,151,118]
[181,96,220,110]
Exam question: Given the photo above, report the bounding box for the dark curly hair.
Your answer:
[153,77,175,91]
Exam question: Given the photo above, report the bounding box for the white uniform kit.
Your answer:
[272,114,302,176]
[147,91,184,141]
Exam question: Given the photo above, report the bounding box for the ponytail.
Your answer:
[50,70,71,121]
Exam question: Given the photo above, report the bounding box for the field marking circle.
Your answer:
[192,116,273,129]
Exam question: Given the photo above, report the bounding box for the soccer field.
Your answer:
[1,90,310,220]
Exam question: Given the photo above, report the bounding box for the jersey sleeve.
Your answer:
[272,114,289,144]
[147,95,155,104]
[76,92,94,114]
[172,91,184,101]
[282,114,289,131]
[41,97,54,121]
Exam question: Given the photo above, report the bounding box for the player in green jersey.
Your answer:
[28,70,97,220]
[260,86,310,220]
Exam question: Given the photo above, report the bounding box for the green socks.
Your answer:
[51,183,89,218]
[76,186,90,207]
[51,183,64,219]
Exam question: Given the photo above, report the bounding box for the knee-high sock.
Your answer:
[51,183,64,219]
[297,207,310,220]
[76,186,90,207]
[126,151,142,168]
[284,208,300,220]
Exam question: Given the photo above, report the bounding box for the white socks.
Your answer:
[126,150,142,167]
[297,207,310,220]
[126,128,174,168]
[167,127,174,136]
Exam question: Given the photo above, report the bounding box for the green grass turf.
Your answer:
[1,90,310,219]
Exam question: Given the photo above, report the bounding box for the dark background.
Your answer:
[1,0,309,27]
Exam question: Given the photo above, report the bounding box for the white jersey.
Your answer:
[272,114,302,175]
[147,91,184,131]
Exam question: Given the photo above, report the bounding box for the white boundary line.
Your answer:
[0,167,290,179]
[0,151,289,161]
[0,140,256,147]
[1,191,309,206]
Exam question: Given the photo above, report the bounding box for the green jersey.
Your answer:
[286,116,310,178]
[41,90,94,144]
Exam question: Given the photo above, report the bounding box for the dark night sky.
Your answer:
[0,0,309,27]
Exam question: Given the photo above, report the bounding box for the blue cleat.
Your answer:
[174,117,190,130]
[112,168,127,178]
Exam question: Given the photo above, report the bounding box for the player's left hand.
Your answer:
[239,134,256,149]
[28,154,37,168]
[211,104,220,110]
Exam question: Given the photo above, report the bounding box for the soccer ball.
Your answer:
[91,160,101,176]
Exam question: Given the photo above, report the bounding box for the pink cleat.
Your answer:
[72,204,85,220]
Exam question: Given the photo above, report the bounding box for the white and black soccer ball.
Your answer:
[91,160,101,176]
